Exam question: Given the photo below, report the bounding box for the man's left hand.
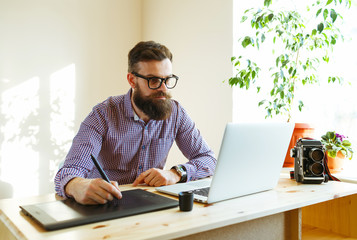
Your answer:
[132,168,180,187]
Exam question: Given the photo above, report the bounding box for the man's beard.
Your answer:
[132,85,172,120]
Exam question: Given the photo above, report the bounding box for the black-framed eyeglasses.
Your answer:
[132,72,179,90]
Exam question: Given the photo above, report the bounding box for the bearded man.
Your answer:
[54,41,216,205]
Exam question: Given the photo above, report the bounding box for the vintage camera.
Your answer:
[290,138,328,184]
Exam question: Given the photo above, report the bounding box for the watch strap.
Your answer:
[171,165,187,183]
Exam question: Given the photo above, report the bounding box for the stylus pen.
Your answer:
[90,154,110,183]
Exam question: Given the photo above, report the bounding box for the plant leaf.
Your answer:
[241,16,248,23]
[270,88,275,96]
[317,23,324,33]
[242,36,252,48]
[316,8,322,17]
[331,36,336,45]
[326,131,336,139]
[330,9,337,22]
[298,100,304,111]
[228,77,239,86]
[323,9,329,20]
[261,34,266,43]
[292,69,297,77]
[264,0,272,7]
[288,67,293,74]
[280,91,284,99]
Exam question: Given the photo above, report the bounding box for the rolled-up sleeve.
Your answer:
[54,105,107,197]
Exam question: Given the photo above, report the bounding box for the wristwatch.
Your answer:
[171,165,187,183]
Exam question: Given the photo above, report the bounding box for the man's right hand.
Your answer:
[65,177,122,205]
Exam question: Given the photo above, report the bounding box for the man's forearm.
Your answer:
[64,177,82,198]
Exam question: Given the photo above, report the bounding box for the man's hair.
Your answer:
[128,41,173,73]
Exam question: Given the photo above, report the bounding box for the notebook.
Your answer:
[156,122,294,203]
[20,189,178,231]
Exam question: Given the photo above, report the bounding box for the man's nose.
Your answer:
[157,80,168,91]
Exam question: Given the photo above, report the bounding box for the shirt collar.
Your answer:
[133,111,140,121]
[124,89,141,121]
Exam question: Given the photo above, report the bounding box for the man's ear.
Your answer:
[127,73,136,89]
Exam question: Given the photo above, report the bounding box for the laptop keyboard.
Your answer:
[192,187,210,197]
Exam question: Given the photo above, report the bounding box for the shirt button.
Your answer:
[142,145,146,150]
[139,165,143,170]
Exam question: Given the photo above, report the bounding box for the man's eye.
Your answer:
[150,78,161,84]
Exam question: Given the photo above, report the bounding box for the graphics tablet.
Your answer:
[20,189,178,231]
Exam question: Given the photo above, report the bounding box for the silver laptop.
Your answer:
[156,122,294,203]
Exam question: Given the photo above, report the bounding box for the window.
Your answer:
[233,0,357,175]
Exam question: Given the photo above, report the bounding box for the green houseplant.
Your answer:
[228,0,352,168]
[321,131,353,159]
[228,0,351,122]
[321,131,353,172]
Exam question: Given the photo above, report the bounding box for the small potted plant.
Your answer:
[321,131,353,173]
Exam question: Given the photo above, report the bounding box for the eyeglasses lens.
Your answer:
[165,77,177,88]
[149,77,177,89]
[149,78,162,89]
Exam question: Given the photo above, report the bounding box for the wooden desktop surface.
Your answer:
[1,175,357,240]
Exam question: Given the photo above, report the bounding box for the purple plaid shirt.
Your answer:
[54,89,216,197]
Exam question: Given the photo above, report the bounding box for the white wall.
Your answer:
[142,0,233,167]
[0,0,233,198]
[0,0,142,198]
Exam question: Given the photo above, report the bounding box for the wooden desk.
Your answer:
[1,176,357,240]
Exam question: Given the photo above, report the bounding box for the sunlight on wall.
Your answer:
[1,77,40,197]
[0,64,75,198]
[49,64,75,179]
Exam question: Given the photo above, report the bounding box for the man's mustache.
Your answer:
[150,91,172,99]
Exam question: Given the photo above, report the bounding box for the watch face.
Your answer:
[172,165,187,183]
[176,166,184,176]
[172,165,185,176]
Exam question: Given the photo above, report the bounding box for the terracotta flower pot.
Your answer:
[326,151,345,173]
[283,123,315,168]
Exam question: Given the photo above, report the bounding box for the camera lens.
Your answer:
[309,162,324,175]
[309,148,324,162]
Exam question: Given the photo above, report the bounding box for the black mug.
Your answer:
[179,191,194,211]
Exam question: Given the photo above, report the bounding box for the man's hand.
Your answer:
[65,177,122,205]
[132,168,181,187]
